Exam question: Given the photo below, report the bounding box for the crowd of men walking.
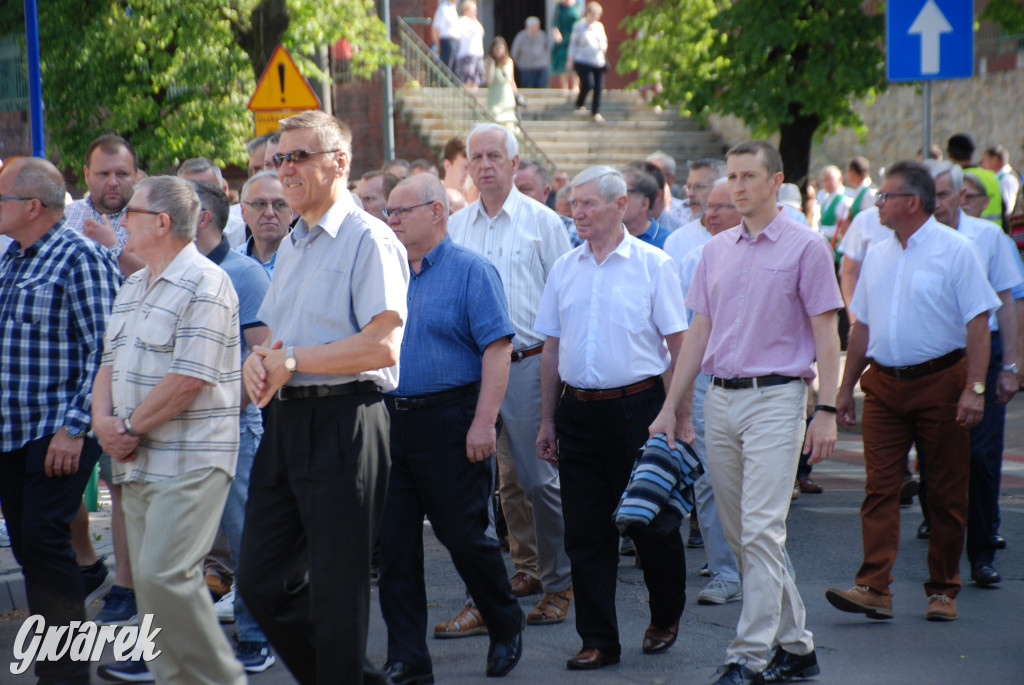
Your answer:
[1,117,1022,685]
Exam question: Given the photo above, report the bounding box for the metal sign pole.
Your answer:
[922,81,931,159]
[24,0,45,156]
[382,0,395,161]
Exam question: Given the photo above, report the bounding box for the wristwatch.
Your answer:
[123,415,141,437]
[969,382,985,396]
[65,426,85,439]
[284,346,298,374]
[1001,362,1019,374]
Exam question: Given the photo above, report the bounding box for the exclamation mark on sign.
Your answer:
[278,63,286,103]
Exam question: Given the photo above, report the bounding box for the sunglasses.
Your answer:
[271,149,340,168]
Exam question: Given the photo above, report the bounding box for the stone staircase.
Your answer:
[396,86,729,177]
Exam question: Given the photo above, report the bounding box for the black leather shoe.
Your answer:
[759,647,820,682]
[486,629,523,677]
[970,562,1001,587]
[566,648,620,670]
[992,534,1006,549]
[916,522,930,539]
[382,660,434,685]
[711,662,760,685]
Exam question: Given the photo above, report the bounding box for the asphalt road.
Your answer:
[2,396,1024,684]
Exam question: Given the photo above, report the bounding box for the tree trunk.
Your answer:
[777,102,820,184]
[233,0,290,78]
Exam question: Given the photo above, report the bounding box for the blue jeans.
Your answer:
[220,424,268,643]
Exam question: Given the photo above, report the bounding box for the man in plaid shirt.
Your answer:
[0,157,121,685]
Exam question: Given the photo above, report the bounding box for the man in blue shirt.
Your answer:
[0,157,121,685]
[377,174,524,684]
[623,166,670,249]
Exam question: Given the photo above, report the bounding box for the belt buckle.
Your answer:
[315,385,330,398]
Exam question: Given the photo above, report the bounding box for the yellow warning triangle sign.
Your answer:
[248,45,321,111]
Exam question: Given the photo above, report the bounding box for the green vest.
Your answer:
[971,167,1003,222]
[849,185,870,220]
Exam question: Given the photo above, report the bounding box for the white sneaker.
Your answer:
[697,578,742,605]
[215,588,236,623]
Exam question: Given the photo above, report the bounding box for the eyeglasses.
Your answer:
[874,192,916,205]
[963,192,987,201]
[243,200,289,212]
[626,188,645,195]
[0,195,47,207]
[703,202,736,213]
[382,201,434,219]
[685,183,713,192]
[271,149,340,168]
[123,206,163,217]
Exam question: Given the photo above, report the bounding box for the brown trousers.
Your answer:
[856,359,969,598]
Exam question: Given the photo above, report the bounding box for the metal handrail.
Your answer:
[393,18,555,172]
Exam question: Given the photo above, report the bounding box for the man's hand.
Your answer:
[803,411,837,465]
[93,417,140,462]
[996,369,1018,405]
[466,417,496,463]
[956,389,985,427]
[536,419,558,464]
[648,409,678,449]
[44,428,84,477]
[81,216,118,249]
[837,387,857,429]
[243,340,284,408]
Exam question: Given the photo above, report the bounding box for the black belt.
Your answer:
[384,382,480,411]
[276,380,379,401]
[871,348,965,381]
[511,343,544,363]
[563,377,659,402]
[711,374,800,390]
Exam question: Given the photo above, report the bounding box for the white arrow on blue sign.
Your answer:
[887,0,974,82]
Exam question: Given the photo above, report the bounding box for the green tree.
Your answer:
[619,0,886,183]
[982,0,1024,36]
[5,0,394,173]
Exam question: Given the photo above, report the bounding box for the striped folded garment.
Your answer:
[613,433,704,536]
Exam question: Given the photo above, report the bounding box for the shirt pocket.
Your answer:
[136,311,177,353]
[756,263,798,293]
[610,286,650,334]
[13,275,59,325]
[910,270,946,311]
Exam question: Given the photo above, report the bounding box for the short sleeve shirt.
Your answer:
[258,194,410,391]
[103,242,241,483]
[535,229,687,389]
[687,210,843,380]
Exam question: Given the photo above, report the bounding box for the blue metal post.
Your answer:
[25,0,45,156]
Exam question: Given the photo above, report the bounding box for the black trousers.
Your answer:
[574,62,606,115]
[0,433,100,685]
[379,393,522,669]
[238,392,391,685]
[556,381,686,654]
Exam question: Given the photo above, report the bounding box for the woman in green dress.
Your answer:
[550,0,581,92]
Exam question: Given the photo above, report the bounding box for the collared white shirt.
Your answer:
[664,198,692,229]
[433,0,459,39]
[449,187,571,349]
[224,205,247,249]
[534,228,687,389]
[851,217,1000,367]
[678,243,706,325]
[664,216,711,267]
[951,211,1024,330]
[837,205,890,262]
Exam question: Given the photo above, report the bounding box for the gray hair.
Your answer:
[135,176,200,242]
[621,166,658,210]
[923,159,963,194]
[963,171,986,195]
[395,173,449,215]
[10,157,67,211]
[279,111,353,160]
[189,180,230,235]
[241,170,281,202]
[885,160,936,214]
[525,16,541,28]
[646,151,676,177]
[518,159,549,186]
[571,165,626,202]
[177,157,224,185]
[467,123,519,160]
[246,132,275,156]
[689,158,725,180]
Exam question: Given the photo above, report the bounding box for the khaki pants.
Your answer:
[122,468,244,685]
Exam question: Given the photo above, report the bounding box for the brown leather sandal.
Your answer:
[527,588,573,625]
[433,603,489,638]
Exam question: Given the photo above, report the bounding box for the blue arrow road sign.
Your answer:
[887,0,974,81]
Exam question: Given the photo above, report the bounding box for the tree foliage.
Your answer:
[981,0,1024,36]
[619,0,886,182]
[6,0,394,173]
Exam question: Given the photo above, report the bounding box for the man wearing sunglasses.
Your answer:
[238,111,409,685]
[0,157,120,685]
